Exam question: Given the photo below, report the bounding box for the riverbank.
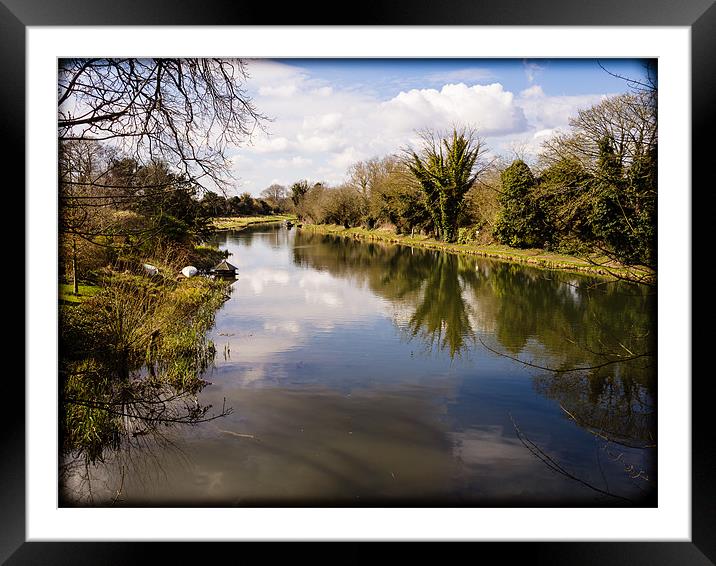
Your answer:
[60,261,232,466]
[298,223,653,283]
[211,214,296,231]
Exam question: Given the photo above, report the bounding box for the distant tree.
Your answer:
[321,186,366,228]
[132,161,211,247]
[346,160,374,217]
[346,155,410,229]
[290,180,310,210]
[295,183,326,224]
[461,164,503,238]
[260,183,289,212]
[234,192,257,215]
[200,191,229,218]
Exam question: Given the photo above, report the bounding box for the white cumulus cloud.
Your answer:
[380,83,529,137]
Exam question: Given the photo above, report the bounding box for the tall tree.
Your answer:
[494,160,548,248]
[290,180,310,214]
[406,127,489,242]
[537,88,657,275]
[260,183,288,211]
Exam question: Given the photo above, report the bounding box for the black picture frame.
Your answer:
[6,0,711,563]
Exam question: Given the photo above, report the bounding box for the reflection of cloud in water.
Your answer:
[304,289,342,308]
[449,425,565,498]
[452,425,533,468]
[191,468,225,496]
[449,425,616,502]
[214,263,390,361]
[237,365,267,384]
[313,320,335,332]
[242,268,291,294]
[297,271,334,288]
[108,386,460,504]
[264,320,301,334]
[564,280,582,304]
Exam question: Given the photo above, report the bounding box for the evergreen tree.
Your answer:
[493,160,548,248]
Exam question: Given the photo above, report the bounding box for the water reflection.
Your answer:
[291,230,655,480]
[293,235,480,358]
[292,232,654,365]
[62,224,656,506]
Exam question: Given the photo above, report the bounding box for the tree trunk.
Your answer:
[72,237,79,295]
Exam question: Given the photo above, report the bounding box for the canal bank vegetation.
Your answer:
[211,214,297,231]
[58,58,268,488]
[58,148,240,475]
[285,73,656,285]
[297,223,637,280]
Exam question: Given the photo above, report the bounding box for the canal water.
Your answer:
[72,223,656,506]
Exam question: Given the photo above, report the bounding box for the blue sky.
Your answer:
[229,58,652,196]
[282,58,649,97]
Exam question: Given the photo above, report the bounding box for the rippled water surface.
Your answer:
[70,223,656,506]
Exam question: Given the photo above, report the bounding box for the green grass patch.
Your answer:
[211,214,297,231]
[59,283,101,304]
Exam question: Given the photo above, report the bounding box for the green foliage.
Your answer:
[407,128,485,242]
[321,186,367,228]
[534,135,656,268]
[493,160,549,248]
[376,182,433,234]
[456,226,479,245]
[534,90,657,271]
[59,283,101,304]
[290,180,310,213]
[586,137,656,267]
[535,157,594,254]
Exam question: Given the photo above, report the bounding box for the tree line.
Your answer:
[284,85,656,280]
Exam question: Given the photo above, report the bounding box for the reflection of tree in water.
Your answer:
[534,367,654,448]
[293,233,478,358]
[478,263,655,450]
[292,231,656,484]
[218,223,292,250]
[405,254,477,358]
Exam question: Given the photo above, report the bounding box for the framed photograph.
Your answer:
[7,0,709,563]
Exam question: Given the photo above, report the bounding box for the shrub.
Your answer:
[457,226,479,245]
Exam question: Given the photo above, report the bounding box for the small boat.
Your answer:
[212,259,238,277]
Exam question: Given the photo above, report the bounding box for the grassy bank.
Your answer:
[298,223,652,282]
[211,214,296,231]
[60,266,232,464]
[59,283,101,304]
